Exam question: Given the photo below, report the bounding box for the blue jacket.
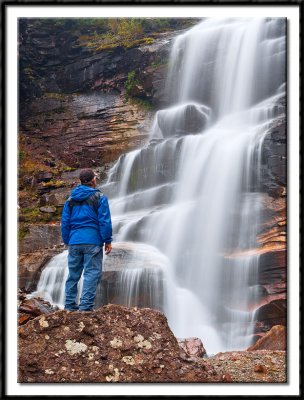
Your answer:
[61,185,112,245]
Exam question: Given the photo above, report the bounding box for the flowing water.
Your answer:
[32,18,286,353]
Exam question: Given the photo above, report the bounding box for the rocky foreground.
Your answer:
[18,302,286,383]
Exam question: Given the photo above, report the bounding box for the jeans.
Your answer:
[65,244,103,311]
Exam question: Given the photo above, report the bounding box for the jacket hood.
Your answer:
[70,185,99,201]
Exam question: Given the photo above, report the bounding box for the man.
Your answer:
[61,168,112,311]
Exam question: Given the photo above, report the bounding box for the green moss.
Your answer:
[77,19,156,52]
[19,207,41,223]
[150,58,168,68]
[42,180,65,188]
[43,92,66,100]
[18,224,29,241]
[62,165,76,172]
[18,150,26,163]
[131,98,153,111]
[124,70,140,100]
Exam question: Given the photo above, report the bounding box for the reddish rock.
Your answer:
[18,314,31,325]
[254,299,287,333]
[18,224,62,254]
[247,325,286,351]
[18,291,59,325]
[208,350,286,382]
[254,364,268,374]
[177,337,206,360]
[20,92,152,170]
[34,171,53,183]
[18,248,63,291]
[18,304,222,383]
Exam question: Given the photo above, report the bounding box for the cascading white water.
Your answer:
[33,18,286,354]
[102,17,286,353]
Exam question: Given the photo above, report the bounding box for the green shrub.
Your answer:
[124,70,140,100]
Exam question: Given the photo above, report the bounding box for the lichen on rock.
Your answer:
[110,337,123,348]
[38,315,49,328]
[17,304,286,383]
[122,356,135,365]
[65,339,88,355]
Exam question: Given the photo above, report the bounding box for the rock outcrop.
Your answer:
[17,20,180,230]
[18,246,63,292]
[247,325,286,351]
[20,92,153,170]
[18,290,59,325]
[17,303,287,383]
[18,304,222,383]
[19,19,184,107]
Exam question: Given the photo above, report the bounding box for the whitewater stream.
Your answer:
[32,18,286,354]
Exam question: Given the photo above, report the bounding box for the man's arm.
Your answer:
[61,202,71,245]
[97,195,113,252]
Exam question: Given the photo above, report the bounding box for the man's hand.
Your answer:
[105,243,112,255]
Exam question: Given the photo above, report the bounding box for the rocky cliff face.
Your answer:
[18,19,182,230]
[254,114,287,339]
[19,20,179,171]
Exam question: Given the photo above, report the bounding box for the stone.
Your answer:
[260,115,287,195]
[18,304,222,383]
[39,206,56,213]
[18,292,59,325]
[34,171,53,183]
[247,325,286,351]
[18,248,63,291]
[254,299,287,333]
[178,337,206,360]
[39,193,59,207]
[18,223,62,254]
[157,103,211,137]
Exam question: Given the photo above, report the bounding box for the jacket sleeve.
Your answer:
[61,201,71,245]
[98,195,113,244]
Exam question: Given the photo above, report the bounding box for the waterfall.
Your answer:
[103,17,286,353]
[32,18,286,354]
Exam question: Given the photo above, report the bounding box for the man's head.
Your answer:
[79,169,97,187]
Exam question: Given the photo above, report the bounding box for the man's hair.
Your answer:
[79,168,96,184]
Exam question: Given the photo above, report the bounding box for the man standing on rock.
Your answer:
[61,168,112,311]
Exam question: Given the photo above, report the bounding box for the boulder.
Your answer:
[177,337,206,360]
[34,171,53,183]
[254,299,287,333]
[18,291,59,325]
[18,248,63,291]
[18,223,62,254]
[247,325,286,351]
[18,304,221,383]
[157,103,211,137]
[39,206,56,213]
